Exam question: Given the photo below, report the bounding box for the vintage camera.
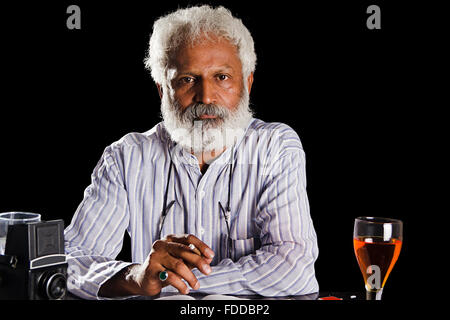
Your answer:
[0,219,68,300]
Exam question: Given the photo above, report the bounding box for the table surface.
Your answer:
[65,291,365,300]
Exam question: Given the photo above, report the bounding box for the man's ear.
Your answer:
[156,83,163,100]
[247,73,254,94]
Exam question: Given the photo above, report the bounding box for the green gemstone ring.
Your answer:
[159,270,169,282]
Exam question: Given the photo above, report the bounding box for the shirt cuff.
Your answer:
[67,258,137,300]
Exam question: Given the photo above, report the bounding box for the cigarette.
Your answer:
[188,243,201,256]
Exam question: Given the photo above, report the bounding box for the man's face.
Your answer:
[159,35,254,154]
[169,36,247,118]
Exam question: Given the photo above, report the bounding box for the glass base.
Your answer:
[366,288,383,300]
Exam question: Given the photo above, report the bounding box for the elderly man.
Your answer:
[65,5,319,299]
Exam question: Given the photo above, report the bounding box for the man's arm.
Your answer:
[190,149,319,296]
[65,146,214,299]
[64,145,134,299]
[98,264,144,297]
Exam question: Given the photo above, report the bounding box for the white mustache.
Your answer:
[179,103,230,123]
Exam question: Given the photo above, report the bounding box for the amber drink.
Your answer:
[353,217,403,300]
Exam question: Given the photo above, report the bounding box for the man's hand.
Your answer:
[99,234,214,298]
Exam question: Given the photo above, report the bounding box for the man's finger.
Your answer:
[160,269,190,295]
[162,255,200,290]
[165,234,215,259]
[166,242,212,275]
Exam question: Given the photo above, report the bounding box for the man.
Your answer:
[65,5,319,299]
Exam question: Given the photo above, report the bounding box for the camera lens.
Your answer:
[39,272,67,300]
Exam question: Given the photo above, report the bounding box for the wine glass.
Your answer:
[353,217,403,300]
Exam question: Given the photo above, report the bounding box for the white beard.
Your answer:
[161,87,253,154]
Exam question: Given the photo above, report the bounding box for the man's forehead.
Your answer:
[171,36,239,62]
[176,64,236,75]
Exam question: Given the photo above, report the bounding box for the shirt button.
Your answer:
[199,190,206,198]
[199,227,205,235]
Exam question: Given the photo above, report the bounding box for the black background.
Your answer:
[1,0,444,301]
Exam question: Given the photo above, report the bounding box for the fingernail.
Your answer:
[203,264,211,274]
[194,281,200,290]
[205,248,215,258]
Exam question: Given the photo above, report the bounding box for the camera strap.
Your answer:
[0,254,18,269]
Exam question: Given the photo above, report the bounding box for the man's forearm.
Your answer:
[98,263,144,298]
[191,244,319,296]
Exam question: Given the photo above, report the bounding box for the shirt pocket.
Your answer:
[222,235,260,262]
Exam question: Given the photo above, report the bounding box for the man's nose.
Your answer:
[194,79,217,105]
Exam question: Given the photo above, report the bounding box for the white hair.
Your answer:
[144,5,257,85]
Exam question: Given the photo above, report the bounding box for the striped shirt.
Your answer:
[64,118,319,299]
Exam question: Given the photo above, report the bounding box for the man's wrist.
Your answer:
[98,263,144,298]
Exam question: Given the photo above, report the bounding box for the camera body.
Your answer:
[0,220,68,300]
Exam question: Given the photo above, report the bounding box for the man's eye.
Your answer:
[181,77,195,84]
[217,74,229,81]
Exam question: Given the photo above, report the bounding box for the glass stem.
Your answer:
[366,288,383,300]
